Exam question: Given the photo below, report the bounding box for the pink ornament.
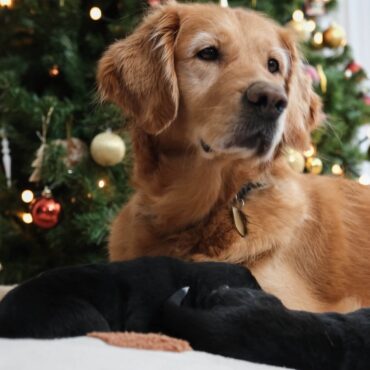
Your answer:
[364,95,370,106]
[148,0,160,6]
[304,0,326,17]
[304,65,320,85]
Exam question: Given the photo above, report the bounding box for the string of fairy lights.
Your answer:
[0,0,103,19]
[13,126,126,229]
[18,178,108,226]
[1,1,129,228]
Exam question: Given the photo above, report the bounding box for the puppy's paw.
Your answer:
[165,284,226,310]
[167,287,190,306]
[202,286,255,309]
[182,285,247,310]
[197,285,231,309]
[201,287,285,311]
[182,272,236,309]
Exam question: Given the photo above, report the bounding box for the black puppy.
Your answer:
[0,256,256,338]
[2,257,370,370]
[164,286,370,370]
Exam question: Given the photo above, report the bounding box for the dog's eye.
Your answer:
[196,47,219,61]
[268,58,279,73]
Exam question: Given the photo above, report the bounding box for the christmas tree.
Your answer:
[1,0,369,283]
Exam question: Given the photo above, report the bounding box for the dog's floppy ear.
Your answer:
[97,6,180,135]
[279,29,324,151]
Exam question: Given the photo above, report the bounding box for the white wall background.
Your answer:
[333,0,370,79]
[332,0,370,181]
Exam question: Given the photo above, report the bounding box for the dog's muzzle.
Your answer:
[227,81,287,155]
[244,81,287,121]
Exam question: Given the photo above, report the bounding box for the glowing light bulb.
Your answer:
[0,0,13,7]
[331,164,343,176]
[313,31,323,45]
[49,65,60,77]
[292,10,304,22]
[21,190,34,203]
[22,213,33,224]
[90,6,102,21]
[98,179,106,188]
[306,20,316,33]
[303,145,315,158]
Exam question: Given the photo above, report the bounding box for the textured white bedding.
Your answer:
[0,336,289,370]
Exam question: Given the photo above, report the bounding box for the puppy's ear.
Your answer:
[97,7,180,135]
[279,29,324,151]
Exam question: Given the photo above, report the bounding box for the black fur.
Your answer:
[1,256,370,370]
[163,286,370,370]
[0,257,255,338]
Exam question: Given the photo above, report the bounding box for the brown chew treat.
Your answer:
[88,332,192,352]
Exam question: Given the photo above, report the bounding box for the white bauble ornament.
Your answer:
[90,130,126,166]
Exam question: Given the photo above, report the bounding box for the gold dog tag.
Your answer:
[232,206,247,237]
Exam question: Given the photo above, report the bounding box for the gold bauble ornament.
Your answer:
[90,130,126,167]
[284,147,305,173]
[323,23,346,48]
[306,157,323,175]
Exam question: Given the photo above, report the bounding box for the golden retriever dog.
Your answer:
[97,2,370,313]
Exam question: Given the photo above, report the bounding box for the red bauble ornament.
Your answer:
[344,61,365,80]
[346,61,362,74]
[31,187,61,229]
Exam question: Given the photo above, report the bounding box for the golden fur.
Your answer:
[97,2,370,313]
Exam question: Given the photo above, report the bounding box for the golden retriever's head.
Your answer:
[97,2,322,163]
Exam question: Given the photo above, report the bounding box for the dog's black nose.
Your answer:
[244,82,287,120]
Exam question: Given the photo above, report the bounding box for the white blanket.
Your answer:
[0,336,289,370]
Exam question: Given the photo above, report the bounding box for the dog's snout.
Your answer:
[244,82,287,120]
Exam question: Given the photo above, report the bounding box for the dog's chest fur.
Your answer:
[250,253,362,313]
